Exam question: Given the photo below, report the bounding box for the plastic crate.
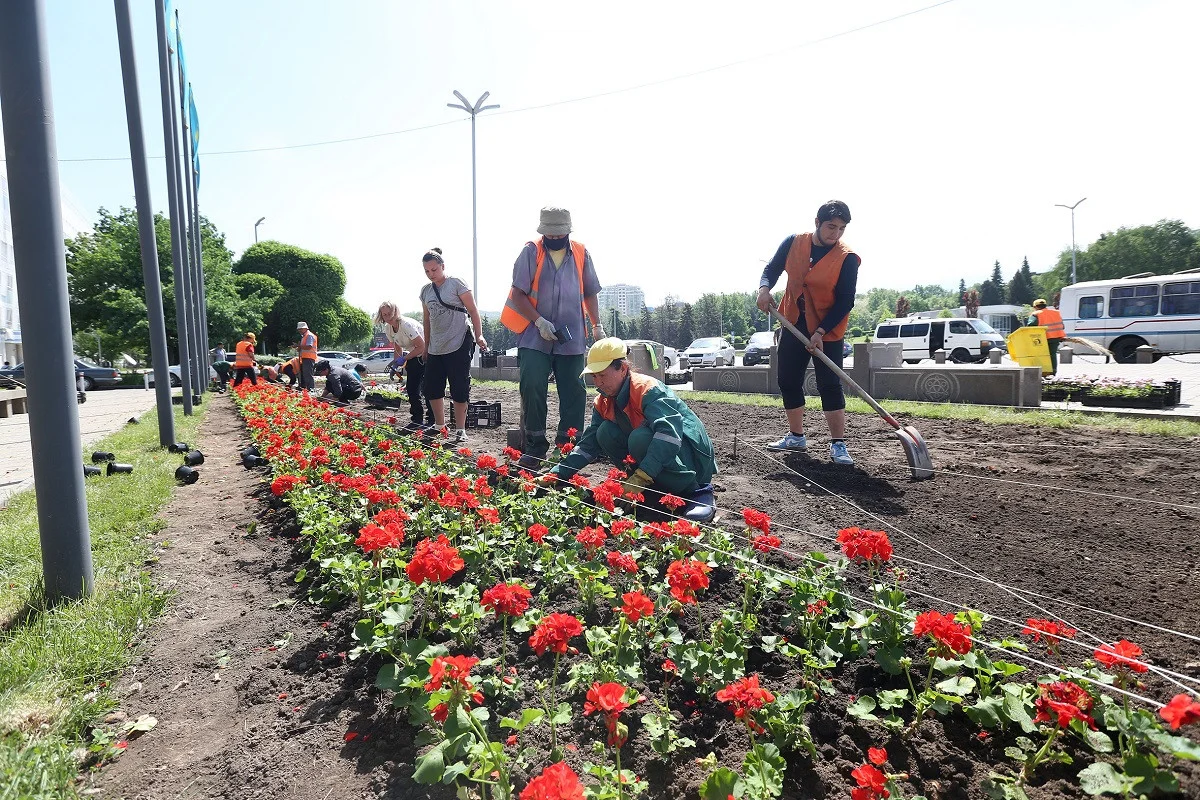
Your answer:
[466,400,502,429]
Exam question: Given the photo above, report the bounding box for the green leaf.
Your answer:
[1083,729,1113,753]
[380,603,414,628]
[375,664,402,691]
[877,689,910,711]
[1077,762,1133,796]
[293,567,307,583]
[933,656,966,674]
[699,767,741,800]
[551,702,573,726]
[742,744,785,799]
[1147,729,1200,761]
[936,676,977,697]
[875,644,904,675]
[500,708,545,731]
[1001,686,1036,733]
[847,695,878,721]
[965,696,1004,728]
[352,619,376,646]
[413,743,445,784]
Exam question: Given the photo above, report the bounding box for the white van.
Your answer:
[873,317,1006,364]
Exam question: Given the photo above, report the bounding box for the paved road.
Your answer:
[0,387,161,506]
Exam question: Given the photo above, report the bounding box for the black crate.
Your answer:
[466,400,502,429]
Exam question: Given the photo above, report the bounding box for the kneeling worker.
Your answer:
[551,338,718,522]
[314,359,364,403]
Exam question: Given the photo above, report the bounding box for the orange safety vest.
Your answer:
[283,356,301,374]
[235,340,255,368]
[500,240,592,334]
[778,233,856,340]
[299,331,318,360]
[262,365,279,381]
[595,373,656,431]
[1032,307,1066,339]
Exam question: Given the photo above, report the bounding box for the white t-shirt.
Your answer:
[383,315,423,350]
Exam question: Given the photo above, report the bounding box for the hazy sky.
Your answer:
[10,0,1200,314]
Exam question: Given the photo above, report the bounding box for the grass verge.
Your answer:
[0,405,205,798]
[472,379,1200,437]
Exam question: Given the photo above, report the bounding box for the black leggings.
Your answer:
[424,335,473,404]
[776,321,847,411]
[233,367,257,386]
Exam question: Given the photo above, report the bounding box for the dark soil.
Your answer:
[91,388,1200,799]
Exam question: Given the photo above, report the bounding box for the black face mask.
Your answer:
[544,236,569,251]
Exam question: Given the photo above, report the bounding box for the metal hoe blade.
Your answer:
[768,307,934,480]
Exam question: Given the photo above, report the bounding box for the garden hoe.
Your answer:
[768,307,934,480]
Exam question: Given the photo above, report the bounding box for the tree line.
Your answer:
[66,208,372,363]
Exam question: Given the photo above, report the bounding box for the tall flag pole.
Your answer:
[173,12,205,393]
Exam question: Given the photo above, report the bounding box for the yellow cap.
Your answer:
[580,337,628,376]
[245,332,257,343]
[1032,298,1047,308]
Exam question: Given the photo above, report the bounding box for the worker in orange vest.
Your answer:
[756,200,860,466]
[296,322,318,391]
[275,356,302,388]
[233,333,258,387]
[1028,298,1067,374]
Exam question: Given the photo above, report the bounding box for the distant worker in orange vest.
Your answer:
[756,200,860,465]
[233,333,258,387]
[1028,298,1066,374]
[501,207,604,470]
[296,321,318,391]
[276,356,302,388]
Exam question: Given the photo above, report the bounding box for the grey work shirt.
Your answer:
[420,275,472,356]
[511,240,601,356]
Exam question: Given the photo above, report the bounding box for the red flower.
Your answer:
[752,534,782,553]
[477,507,500,525]
[611,518,637,538]
[666,558,710,605]
[355,522,404,554]
[503,446,522,461]
[622,455,637,466]
[584,682,634,747]
[408,448,426,460]
[527,523,549,544]
[506,734,518,746]
[837,527,893,563]
[519,761,585,800]
[806,599,829,616]
[476,454,498,470]
[606,550,639,575]
[618,591,654,623]
[659,493,686,511]
[405,535,465,585]
[425,654,480,692]
[270,474,305,496]
[662,659,677,674]
[716,674,774,732]
[529,613,584,656]
[1021,618,1077,653]
[913,610,972,655]
[1159,693,1200,730]
[851,762,890,800]
[566,427,578,439]
[742,507,771,535]
[559,442,573,455]
[481,582,532,617]
[575,525,608,554]
[1094,640,1149,674]
[431,702,450,723]
[1034,681,1096,729]
[867,746,887,766]
[568,474,592,490]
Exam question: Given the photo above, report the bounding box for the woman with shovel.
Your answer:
[756,200,860,465]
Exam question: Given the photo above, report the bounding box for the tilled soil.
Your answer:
[92,388,1200,799]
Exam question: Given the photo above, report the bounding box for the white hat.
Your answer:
[537,207,572,236]
[297,321,309,330]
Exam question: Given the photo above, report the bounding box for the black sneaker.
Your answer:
[516,453,546,472]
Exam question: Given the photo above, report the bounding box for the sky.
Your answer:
[6,0,1200,316]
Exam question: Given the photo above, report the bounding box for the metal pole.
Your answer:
[0,0,94,601]
[470,110,478,297]
[176,76,206,392]
[1070,208,1077,286]
[169,46,202,401]
[155,0,193,413]
[113,0,175,445]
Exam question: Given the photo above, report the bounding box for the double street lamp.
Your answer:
[447,90,500,297]
[1054,197,1086,285]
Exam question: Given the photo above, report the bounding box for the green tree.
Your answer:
[331,303,373,348]
[1007,257,1036,305]
[979,262,1005,305]
[1040,219,1198,298]
[676,303,695,347]
[233,241,351,355]
[639,306,654,343]
[693,294,722,338]
[957,278,967,303]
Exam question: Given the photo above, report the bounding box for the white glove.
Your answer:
[592,324,607,340]
[534,317,557,342]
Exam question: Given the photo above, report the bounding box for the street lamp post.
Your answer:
[94,332,102,365]
[254,216,265,243]
[447,91,500,297]
[1054,197,1086,285]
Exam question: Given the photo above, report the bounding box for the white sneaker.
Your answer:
[767,433,808,452]
[830,440,855,465]
[453,429,468,444]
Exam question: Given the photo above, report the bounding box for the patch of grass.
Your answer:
[0,405,205,799]
[473,378,1200,436]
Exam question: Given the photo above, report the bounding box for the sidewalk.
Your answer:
[0,387,163,506]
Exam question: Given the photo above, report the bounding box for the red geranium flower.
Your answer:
[529,613,584,656]
[519,761,585,800]
[503,446,522,462]
[659,493,685,511]
[477,507,500,525]
[425,654,480,692]
[913,610,973,655]
[405,535,465,585]
[584,681,635,747]
[837,527,893,563]
[566,427,578,440]
[481,582,532,618]
[752,534,782,553]
[1094,640,1149,674]
[270,474,305,496]
[850,762,890,800]
[1159,693,1200,730]
[355,522,404,554]
[575,525,608,554]
[1021,618,1078,655]
[1034,681,1096,729]
[606,550,639,575]
[568,474,592,490]
[868,746,888,766]
[716,674,774,733]
[528,523,549,544]
[666,558,710,605]
[476,454,498,471]
[618,591,655,623]
[742,507,771,535]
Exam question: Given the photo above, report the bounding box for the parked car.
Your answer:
[623,339,679,370]
[358,349,397,374]
[742,331,776,366]
[683,337,736,368]
[0,357,122,390]
[316,350,363,370]
[148,363,220,387]
[873,317,1006,364]
[843,341,854,358]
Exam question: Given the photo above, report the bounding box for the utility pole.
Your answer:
[0,0,94,601]
[1055,197,1087,285]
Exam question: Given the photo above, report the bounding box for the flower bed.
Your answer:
[232,382,1200,799]
[1042,377,1182,408]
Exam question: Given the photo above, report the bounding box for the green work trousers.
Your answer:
[595,420,704,495]
[1047,338,1061,375]
[518,348,587,457]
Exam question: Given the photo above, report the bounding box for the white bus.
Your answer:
[1059,269,1200,362]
